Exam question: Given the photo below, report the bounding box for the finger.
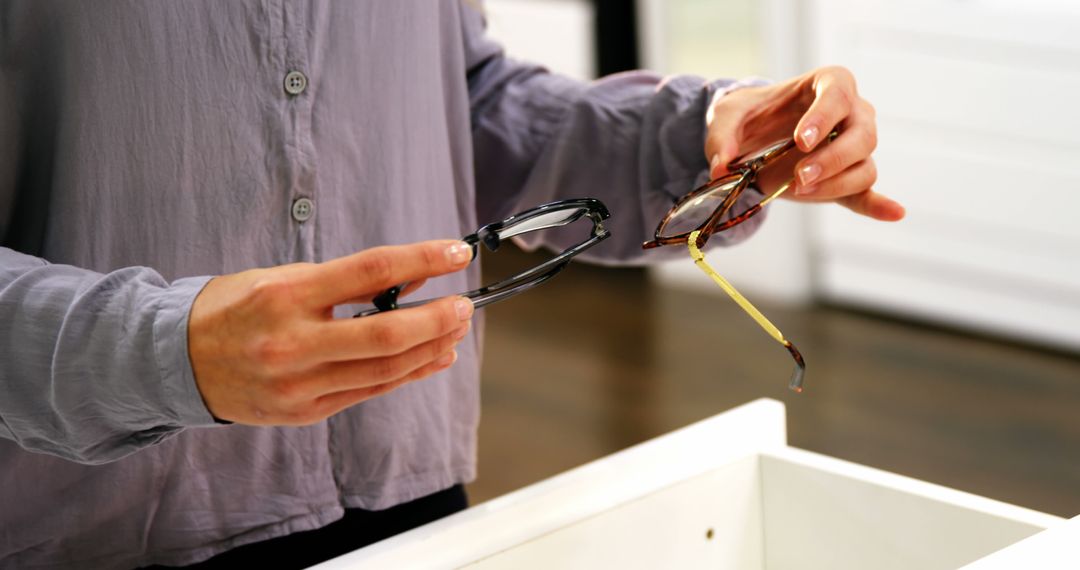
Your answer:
[313,349,459,418]
[398,278,429,298]
[312,295,473,362]
[793,67,857,152]
[704,87,765,179]
[793,158,904,221]
[793,103,876,191]
[305,240,473,308]
[837,190,906,221]
[794,159,878,201]
[306,322,468,396]
[338,278,429,306]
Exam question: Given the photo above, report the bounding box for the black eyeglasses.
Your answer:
[354,198,611,318]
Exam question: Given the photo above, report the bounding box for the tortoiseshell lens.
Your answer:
[658,176,742,238]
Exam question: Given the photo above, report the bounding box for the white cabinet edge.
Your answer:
[312,398,787,569]
[963,515,1080,569]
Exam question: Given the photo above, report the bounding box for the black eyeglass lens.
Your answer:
[496,207,589,240]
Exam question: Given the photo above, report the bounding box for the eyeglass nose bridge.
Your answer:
[744,156,767,175]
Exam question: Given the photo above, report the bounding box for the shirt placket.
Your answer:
[278,0,318,262]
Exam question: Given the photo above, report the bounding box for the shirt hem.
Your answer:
[136,507,345,569]
[338,463,477,511]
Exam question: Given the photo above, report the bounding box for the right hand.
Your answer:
[188,239,475,425]
[705,66,904,222]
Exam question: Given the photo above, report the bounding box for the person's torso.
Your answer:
[0,2,483,567]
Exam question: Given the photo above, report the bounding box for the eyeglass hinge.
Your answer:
[588,212,609,238]
[372,285,402,312]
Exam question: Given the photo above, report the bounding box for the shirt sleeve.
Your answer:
[461,3,769,265]
[0,246,218,465]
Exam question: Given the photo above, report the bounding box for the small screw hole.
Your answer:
[705,528,714,540]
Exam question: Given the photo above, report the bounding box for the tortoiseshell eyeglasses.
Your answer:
[642,134,834,392]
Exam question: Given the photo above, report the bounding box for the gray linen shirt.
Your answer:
[0,1,763,567]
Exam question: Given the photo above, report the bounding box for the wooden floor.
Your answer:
[468,246,1080,518]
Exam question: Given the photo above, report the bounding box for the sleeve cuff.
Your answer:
[151,275,221,427]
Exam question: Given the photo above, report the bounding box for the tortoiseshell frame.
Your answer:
[642,137,801,250]
[642,134,834,392]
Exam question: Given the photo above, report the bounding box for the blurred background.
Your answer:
[470,0,1080,518]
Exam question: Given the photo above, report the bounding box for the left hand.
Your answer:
[704,66,905,222]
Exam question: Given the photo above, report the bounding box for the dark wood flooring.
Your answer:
[468,246,1080,518]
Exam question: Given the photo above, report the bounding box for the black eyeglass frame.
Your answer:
[353,198,611,318]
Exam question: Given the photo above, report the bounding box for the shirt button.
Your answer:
[284,71,308,95]
[291,197,315,222]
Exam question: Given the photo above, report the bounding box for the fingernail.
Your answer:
[798,163,821,186]
[709,155,721,178]
[455,298,473,320]
[795,184,818,196]
[453,322,470,340]
[800,125,819,148]
[436,350,458,368]
[445,242,471,266]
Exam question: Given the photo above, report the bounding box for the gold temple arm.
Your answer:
[687,229,805,392]
[759,179,792,207]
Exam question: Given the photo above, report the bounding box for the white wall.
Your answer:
[804,0,1080,350]
[641,0,815,304]
[486,0,1080,350]
[484,0,595,81]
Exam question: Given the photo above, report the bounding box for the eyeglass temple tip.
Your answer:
[688,230,807,393]
[784,341,806,393]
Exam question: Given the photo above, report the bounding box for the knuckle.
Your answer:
[269,377,304,405]
[437,333,458,355]
[267,394,307,423]
[368,321,406,352]
[371,355,404,381]
[864,159,879,185]
[835,85,856,111]
[247,277,296,312]
[357,251,394,287]
[249,334,299,371]
[435,302,458,333]
[826,65,855,85]
[420,243,441,271]
[310,399,340,421]
[821,148,846,175]
[859,125,878,154]
[862,98,877,118]
[423,343,448,370]
[371,378,408,398]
